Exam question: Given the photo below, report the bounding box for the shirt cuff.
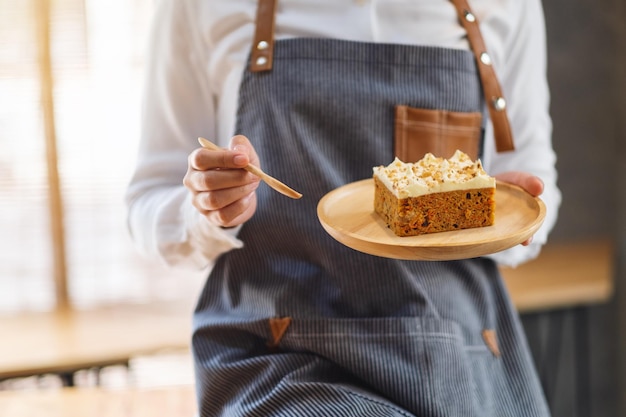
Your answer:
[487,240,542,268]
[177,193,244,269]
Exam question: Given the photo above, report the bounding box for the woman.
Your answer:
[126,0,561,415]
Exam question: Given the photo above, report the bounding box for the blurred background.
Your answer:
[0,0,205,313]
[0,0,202,404]
[0,0,624,416]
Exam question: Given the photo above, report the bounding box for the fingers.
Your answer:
[185,135,259,192]
[495,171,544,197]
[191,180,258,212]
[194,186,258,228]
[183,135,261,228]
[494,171,543,247]
[188,146,249,172]
[184,163,253,192]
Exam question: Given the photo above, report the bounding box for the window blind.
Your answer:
[0,0,204,313]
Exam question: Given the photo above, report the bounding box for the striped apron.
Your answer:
[192,4,550,417]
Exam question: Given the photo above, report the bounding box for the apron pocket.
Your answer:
[280,316,494,416]
[394,105,482,162]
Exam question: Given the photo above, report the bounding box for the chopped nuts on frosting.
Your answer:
[373,150,495,198]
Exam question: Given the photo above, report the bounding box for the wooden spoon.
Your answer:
[198,137,303,199]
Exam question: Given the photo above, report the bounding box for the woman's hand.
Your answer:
[183,135,261,228]
[494,171,544,246]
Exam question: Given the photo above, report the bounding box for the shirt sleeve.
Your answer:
[482,0,562,267]
[125,0,243,270]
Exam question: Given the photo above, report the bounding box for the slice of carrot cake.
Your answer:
[373,150,495,237]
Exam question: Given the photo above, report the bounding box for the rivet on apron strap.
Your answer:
[250,0,277,72]
[449,0,516,153]
[267,317,292,350]
[482,329,502,357]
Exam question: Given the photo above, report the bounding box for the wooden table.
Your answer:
[0,300,193,383]
[500,239,614,312]
[0,385,196,417]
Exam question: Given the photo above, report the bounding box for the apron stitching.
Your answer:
[340,389,416,417]
[286,332,461,340]
[272,55,478,72]
[396,120,481,131]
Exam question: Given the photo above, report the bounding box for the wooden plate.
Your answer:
[317,179,546,261]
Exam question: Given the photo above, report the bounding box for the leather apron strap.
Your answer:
[249,0,515,153]
[250,0,277,72]
[449,0,515,153]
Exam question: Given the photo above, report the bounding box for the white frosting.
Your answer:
[373,150,495,198]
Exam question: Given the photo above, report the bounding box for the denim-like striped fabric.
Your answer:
[192,38,550,417]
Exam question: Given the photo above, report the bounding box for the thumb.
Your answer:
[229,135,260,167]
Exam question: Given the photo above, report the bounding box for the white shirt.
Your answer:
[126,0,561,269]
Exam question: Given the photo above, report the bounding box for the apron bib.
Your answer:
[192,2,548,416]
